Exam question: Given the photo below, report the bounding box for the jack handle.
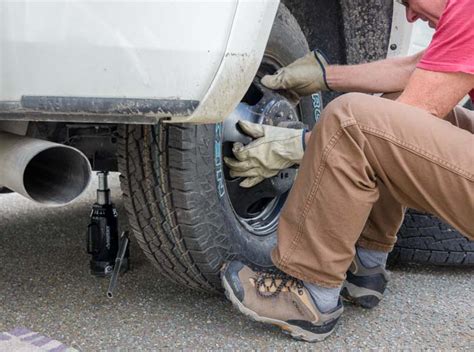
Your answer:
[107,231,129,299]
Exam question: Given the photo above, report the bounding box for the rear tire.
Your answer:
[389,210,474,266]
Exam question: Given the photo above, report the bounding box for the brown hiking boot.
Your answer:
[221,261,343,342]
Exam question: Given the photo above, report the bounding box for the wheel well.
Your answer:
[281,0,394,65]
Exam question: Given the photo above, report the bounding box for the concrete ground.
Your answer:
[1,174,472,351]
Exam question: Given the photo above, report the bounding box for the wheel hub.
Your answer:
[259,98,298,126]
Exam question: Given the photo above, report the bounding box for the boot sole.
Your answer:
[222,276,335,342]
[340,286,381,309]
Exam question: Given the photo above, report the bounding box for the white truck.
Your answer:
[0,0,471,292]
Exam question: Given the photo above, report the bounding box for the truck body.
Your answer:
[0,0,409,125]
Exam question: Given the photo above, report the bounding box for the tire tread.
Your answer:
[117,124,221,292]
[389,210,474,266]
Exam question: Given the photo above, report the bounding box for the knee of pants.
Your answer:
[317,92,372,129]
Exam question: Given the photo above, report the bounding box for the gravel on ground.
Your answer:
[1,174,472,351]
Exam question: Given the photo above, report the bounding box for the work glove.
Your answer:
[261,49,331,97]
[224,120,306,188]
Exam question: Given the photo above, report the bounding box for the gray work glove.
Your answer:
[224,120,306,188]
[261,49,331,96]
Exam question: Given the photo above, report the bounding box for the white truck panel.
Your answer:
[0,0,237,101]
[387,1,413,59]
[175,0,279,123]
[408,21,434,55]
[0,0,412,124]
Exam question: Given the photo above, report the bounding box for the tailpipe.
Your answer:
[0,131,92,206]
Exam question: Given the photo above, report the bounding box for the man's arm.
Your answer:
[397,69,474,118]
[325,50,425,94]
[303,69,474,146]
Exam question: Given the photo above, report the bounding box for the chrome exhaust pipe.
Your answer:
[0,131,92,206]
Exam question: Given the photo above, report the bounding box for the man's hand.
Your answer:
[224,121,306,188]
[261,50,331,96]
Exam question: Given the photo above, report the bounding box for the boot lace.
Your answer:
[255,268,304,298]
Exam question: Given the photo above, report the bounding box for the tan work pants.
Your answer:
[272,93,474,288]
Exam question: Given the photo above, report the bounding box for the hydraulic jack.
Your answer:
[87,172,129,295]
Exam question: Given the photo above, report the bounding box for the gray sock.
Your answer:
[357,246,388,268]
[304,281,341,313]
